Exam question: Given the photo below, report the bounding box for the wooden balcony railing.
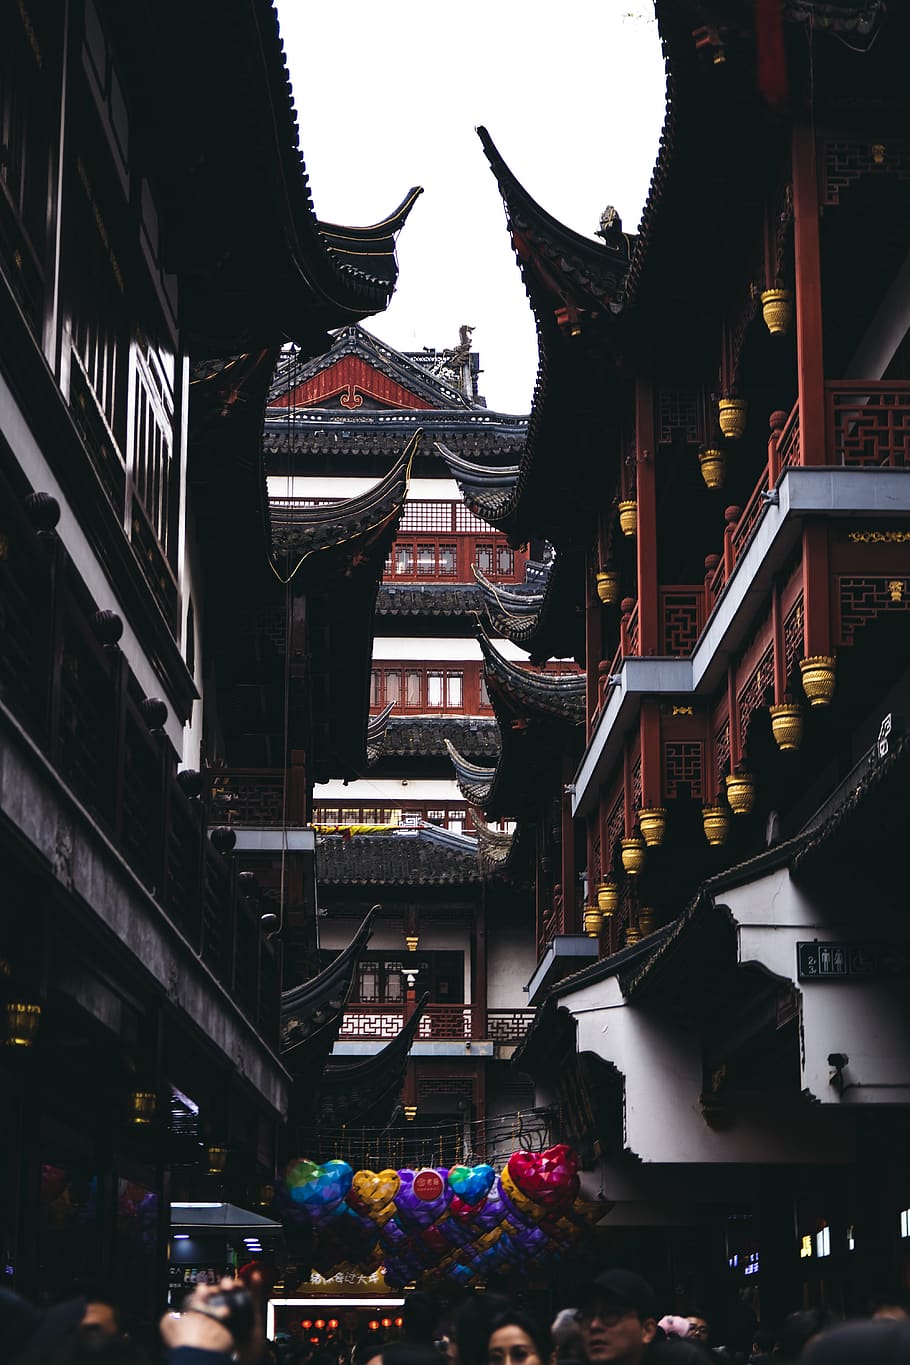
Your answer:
[0,473,280,1047]
[207,766,307,827]
[337,1004,535,1043]
[827,381,910,467]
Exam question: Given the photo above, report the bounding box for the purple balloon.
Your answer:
[394,1168,452,1229]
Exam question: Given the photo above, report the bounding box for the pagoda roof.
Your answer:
[107,3,420,356]
[315,826,484,887]
[368,716,500,765]
[269,326,474,411]
[376,582,484,621]
[472,553,586,664]
[263,410,526,471]
[281,909,375,1072]
[468,128,632,549]
[317,994,430,1128]
[472,812,515,872]
[445,634,585,818]
[270,434,415,577]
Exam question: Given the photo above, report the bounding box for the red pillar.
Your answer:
[560,753,577,933]
[792,122,826,465]
[585,559,602,740]
[635,378,659,653]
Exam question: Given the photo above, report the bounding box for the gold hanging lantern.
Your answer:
[618,500,637,537]
[638,909,657,936]
[624,926,642,946]
[799,656,836,708]
[637,807,667,847]
[698,447,726,490]
[595,570,621,606]
[596,880,619,914]
[129,1091,157,1125]
[769,702,804,752]
[4,1002,41,1047]
[760,288,794,336]
[583,906,603,938]
[702,804,731,847]
[404,1105,417,1122]
[725,771,757,817]
[718,397,747,440]
[620,836,646,875]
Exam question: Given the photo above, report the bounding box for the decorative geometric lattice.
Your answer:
[660,590,703,656]
[738,644,774,748]
[606,790,624,868]
[822,139,910,206]
[591,829,602,887]
[715,718,731,786]
[658,387,700,444]
[784,595,804,677]
[631,756,642,812]
[417,1077,475,1100]
[829,387,910,467]
[664,742,704,800]
[838,576,910,645]
[399,501,458,533]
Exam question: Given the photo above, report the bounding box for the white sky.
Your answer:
[277,3,666,415]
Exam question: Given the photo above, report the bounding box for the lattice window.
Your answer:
[399,501,456,533]
[715,718,731,786]
[606,790,624,867]
[664,742,704,799]
[822,139,910,206]
[784,595,804,677]
[455,504,494,533]
[838,576,910,645]
[590,830,602,886]
[738,644,774,748]
[658,387,700,444]
[829,388,910,468]
[660,590,703,656]
[631,756,642,812]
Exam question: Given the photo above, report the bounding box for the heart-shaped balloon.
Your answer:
[350,1168,401,1213]
[285,1158,353,1215]
[506,1145,579,1210]
[448,1163,496,1205]
[394,1168,452,1228]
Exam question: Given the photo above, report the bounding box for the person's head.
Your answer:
[454,1294,510,1365]
[404,1293,438,1346]
[487,1312,553,1365]
[870,1290,910,1322]
[550,1310,583,1360]
[685,1313,709,1346]
[353,1337,386,1365]
[804,1319,910,1362]
[70,1284,121,1340]
[0,1289,87,1365]
[578,1270,659,1365]
[775,1308,835,1362]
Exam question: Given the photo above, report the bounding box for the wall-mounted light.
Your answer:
[405,934,419,954]
[4,1002,41,1047]
[206,1145,228,1175]
[129,1090,157,1125]
[403,1105,417,1122]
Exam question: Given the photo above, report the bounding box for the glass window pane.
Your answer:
[385,670,401,705]
[384,972,402,1002]
[406,670,421,706]
[370,670,379,706]
[448,811,464,833]
[438,543,457,576]
[395,544,413,574]
[476,543,493,573]
[417,544,435,575]
[446,672,463,707]
[427,672,443,707]
[496,545,514,575]
[359,968,379,1001]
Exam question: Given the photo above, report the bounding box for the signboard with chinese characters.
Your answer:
[796,941,909,981]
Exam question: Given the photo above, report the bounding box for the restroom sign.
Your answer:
[797,941,908,980]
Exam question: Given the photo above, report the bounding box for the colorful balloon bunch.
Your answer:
[272,1146,594,1287]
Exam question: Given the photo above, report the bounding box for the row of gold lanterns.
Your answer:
[700,287,794,490]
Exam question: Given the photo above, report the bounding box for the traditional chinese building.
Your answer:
[0,0,417,1314]
[455,0,910,1334]
[262,326,548,1164]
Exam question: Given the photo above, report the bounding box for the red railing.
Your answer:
[826,381,910,467]
[776,400,801,470]
[338,1004,534,1042]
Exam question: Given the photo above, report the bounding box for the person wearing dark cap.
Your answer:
[804,1318,910,1362]
[578,1270,709,1364]
[0,1289,87,1365]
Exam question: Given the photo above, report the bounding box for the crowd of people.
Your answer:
[4,1269,910,1365]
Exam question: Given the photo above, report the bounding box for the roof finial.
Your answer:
[596,205,623,243]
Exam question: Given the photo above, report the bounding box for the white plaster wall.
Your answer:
[562,974,855,1164]
[486,920,536,1009]
[314,778,464,803]
[373,637,531,662]
[723,870,910,1104]
[269,475,465,501]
